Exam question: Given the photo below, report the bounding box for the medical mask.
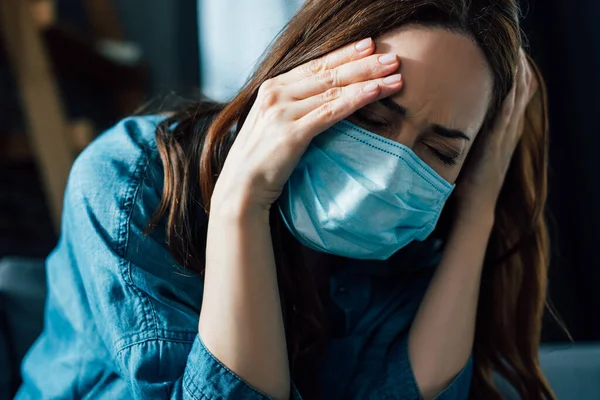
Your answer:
[277,119,454,260]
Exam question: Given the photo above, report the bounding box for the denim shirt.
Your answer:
[17,115,472,399]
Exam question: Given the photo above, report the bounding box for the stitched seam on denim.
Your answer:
[114,331,156,352]
[128,260,160,338]
[197,337,273,399]
[159,328,199,336]
[116,146,159,341]
[331,123,450,190]
[183,372,214,400]
[183,380,210,400]
[114,338,210,400]
[115,336,195,355]
[155,329,198,345]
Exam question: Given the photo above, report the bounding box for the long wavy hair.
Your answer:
[150,0,553,398]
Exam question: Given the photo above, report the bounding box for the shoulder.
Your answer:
[64,113,206,282]
[59,114,203,339]
[67,115,166,210]
[64,115,166,250]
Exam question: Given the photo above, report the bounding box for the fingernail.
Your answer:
[383,74,402,85]
[355,38,372,52]
[378,53,398,65]
[363,82,379,93]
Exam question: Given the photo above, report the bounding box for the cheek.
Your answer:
[442,167,462,185]
[427,164,461,185]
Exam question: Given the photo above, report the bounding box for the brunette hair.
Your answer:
[151,1,554,398]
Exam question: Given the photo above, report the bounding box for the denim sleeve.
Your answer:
[377,336,473,400]
[119,335,302,399]
[48,116,302,400]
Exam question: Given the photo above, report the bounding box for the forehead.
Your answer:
[375,26,493,137]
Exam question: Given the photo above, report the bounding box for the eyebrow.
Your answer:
[378,98,471,141]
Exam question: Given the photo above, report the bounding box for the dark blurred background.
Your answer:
[0,0,598,397]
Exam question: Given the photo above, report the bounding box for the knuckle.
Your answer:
[322,87,342,102]
[520,70,528,85]
[259,86,280,107]
[307,58,324,74]
[263,91,279,107]
[368,56,381,73]
[317,69,337,87]
[316,102,336,120]
[498,101,513,124]
[259,78,277,92]
[502,104,513,121]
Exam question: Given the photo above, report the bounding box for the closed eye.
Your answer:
[379,98,471,142]
[353,103,465,167]
[427,146,459,166]
[353,108,390,128]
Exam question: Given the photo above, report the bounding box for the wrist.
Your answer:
[210,190,271,225]
[453,202,495,231]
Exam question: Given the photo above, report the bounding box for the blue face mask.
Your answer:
[277,119,455,260]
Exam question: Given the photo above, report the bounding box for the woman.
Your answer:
[18,0,553,399]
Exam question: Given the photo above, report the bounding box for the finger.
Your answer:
[490,51,528,145]
[523,52,539,102]
[285,53,400,100]
[293,75,403,139]
[274,38,375,86]
[290,73,403,118]
[504,53,530,140]
[493,74,518,133]
[515,52,530,110]
[506,74,518,115]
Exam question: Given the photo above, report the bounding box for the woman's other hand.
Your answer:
[211,38,404,215]
[455,49,538,218]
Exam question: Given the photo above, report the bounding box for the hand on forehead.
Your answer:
[374,26,493,140]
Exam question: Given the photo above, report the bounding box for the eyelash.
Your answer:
[354,109,390,128]
[355,109,459,166]
[427,146,459,166]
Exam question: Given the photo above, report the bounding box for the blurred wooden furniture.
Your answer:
[0,0,147,232]
[0,0,73,230]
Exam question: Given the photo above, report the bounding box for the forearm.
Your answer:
[408,209,494,399]
[199,201,290,400]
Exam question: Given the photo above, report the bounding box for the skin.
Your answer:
[200,26,537,400]
[347,26,492,183]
